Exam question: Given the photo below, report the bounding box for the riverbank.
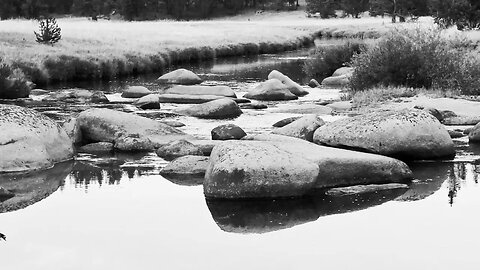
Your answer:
[0,10,422,86]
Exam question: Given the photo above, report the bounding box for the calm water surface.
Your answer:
[1,49,480,270]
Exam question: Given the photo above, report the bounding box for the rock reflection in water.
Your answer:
[206,187,407,234]
[0,161,73,213]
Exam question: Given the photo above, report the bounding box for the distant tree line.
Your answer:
[307,0,480,30]
[0,0,299,20]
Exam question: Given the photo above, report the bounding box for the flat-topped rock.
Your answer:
[0,105,74,173]
[175,98,243,119]
[157,68,202,85]
[160,155,209,186]
[77,108,192,149]
[165,85,236,98]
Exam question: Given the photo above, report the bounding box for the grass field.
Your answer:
[0,10,409,85]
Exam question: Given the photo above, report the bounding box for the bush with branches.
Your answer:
[34,17,62,44]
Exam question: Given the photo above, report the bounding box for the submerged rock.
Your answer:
[0,104,74,173]
[165,85,236,98]
[244,79,298,101]
[211,124,247,140]
[313,109,455,160]
[77,108,191,149]
[157,68,202,85]
[325,183,409,196]
[175,98,243,119]
[156,140,203,159]
[267,70,308,96]
[160,155,209,186]
[204,141,319,199]
[272,114,325,142]
[121,86,152,98]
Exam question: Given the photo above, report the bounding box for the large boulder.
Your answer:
[121,86,152,98]
[469,122,480,143]
[244,79,298,101]
[77,108,192,149]
[268,70,308,96]
[204,141,319,199]
[175,98,242,119]
[211,124,247,140]
[244,135,413,188]
[165,85,236,98]
[157,68,202,85]
[272,114,325,142]
[134,94,161,110]
[313,109,455,160]
[0,105,74,173]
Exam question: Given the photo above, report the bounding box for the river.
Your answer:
[1,49,480,270]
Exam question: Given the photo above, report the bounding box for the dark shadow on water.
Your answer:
[0,161,74,213]
[206,187,407,234]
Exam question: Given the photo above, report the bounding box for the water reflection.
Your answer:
[0,161,73,213]
[207,187,407,234]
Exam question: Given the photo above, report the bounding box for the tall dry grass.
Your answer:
[0,12,402,85]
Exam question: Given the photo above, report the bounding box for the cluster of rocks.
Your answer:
[2,67,480,206]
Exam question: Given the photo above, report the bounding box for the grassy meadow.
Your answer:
[0,10,405,85]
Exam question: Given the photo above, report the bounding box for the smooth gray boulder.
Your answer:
[268,70,308,96]
[157,68,202,85]
[272,114,325,141]
[244,134,413,188]
[175,98,242,119]
[244,79,298,101]
[308,79,320,88]
[160,155,209,186]
[134,94,160,110]
[0,105,74,173]
[165,85,236,98]
[469,122,480,143]
[204,141,320,199]
[77,108,192,149]
[121,86,152,98]
[211,124,247,140]
[156,140,203,159]
[313,109,455,160]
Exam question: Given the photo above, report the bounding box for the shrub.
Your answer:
[34,18,62,44]
[349,27,480,95]
[303,40,366,80]
[0,58,31,99]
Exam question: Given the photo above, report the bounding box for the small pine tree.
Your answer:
[34,18,62,44]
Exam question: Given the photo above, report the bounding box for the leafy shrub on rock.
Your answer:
[303,40,366,81]
[349,27,480,95]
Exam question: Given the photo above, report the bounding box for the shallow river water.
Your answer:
[1,50,480,270]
